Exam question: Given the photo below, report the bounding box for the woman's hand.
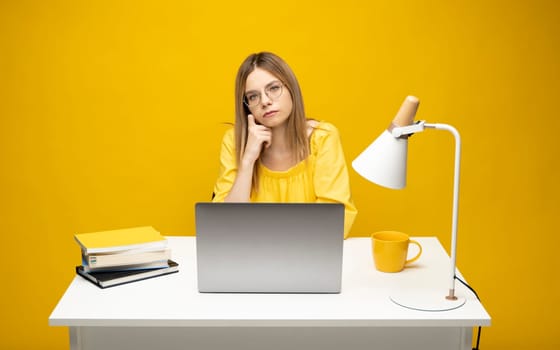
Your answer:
[242,114,271,165]
[223,114,269,202]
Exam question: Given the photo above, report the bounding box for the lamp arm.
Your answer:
[425,123,461,300]
[389,121,462,301]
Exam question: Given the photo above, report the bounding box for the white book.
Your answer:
[83,248,172,269]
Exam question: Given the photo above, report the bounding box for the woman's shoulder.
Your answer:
[221,126,235,141]
[216,125,235,152]
[308,120,340,139]
[308,120,342,155]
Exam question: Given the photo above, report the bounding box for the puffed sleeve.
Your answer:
[212,128,237,202]
[312,122,358,238]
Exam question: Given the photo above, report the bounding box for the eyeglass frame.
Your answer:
[243,80,285,107]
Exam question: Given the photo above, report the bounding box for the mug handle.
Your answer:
[405,240,422,265]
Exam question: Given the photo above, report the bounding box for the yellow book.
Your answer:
[74,226,167,254]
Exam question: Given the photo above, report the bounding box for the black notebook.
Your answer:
[76,259,179,288]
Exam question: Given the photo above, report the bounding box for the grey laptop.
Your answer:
[195,202,344,293]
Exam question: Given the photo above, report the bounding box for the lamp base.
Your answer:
[390,289,466,312]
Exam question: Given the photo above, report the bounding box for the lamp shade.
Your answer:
[352,130,408,190]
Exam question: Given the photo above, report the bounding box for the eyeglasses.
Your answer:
[243,81,284,107]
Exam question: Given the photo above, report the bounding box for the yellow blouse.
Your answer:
[212,121,357,237]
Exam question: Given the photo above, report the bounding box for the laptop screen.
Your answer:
[195,202,344,293]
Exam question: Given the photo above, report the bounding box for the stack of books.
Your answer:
[74,226,179,288]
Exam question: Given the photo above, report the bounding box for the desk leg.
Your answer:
[69,327,83,350]
[459,327,474,350]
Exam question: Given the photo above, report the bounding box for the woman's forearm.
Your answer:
[224,159,255,202]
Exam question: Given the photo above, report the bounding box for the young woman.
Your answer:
[212,52,357,237]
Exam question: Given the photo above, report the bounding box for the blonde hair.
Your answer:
[234,52,309,193]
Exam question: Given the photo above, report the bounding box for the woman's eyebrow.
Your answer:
[245,80,280,94]
[265,80,281,88]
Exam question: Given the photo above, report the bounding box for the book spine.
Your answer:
[75,266,103,288]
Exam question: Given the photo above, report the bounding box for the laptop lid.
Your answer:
[195,202,344,293]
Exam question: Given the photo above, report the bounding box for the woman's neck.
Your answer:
[268,124,290,152]
[260,124,295,170]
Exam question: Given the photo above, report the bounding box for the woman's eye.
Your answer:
[269,85,280,92]
[247,94,258,102]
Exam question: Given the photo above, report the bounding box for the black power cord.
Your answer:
[455,276,482,350]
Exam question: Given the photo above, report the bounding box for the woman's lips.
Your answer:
[263,110,278,118]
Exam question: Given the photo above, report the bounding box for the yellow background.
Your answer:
[1,0,558,348]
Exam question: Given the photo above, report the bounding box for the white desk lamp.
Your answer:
[352,96,466,311]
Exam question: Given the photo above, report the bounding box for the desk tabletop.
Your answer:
[49,236,490,327]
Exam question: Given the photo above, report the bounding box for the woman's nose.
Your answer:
[260,92,272,106]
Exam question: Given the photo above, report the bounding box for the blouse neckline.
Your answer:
[257,120,325,177]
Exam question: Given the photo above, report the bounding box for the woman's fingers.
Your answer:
[247,114,271,144]
[247,114,256,126]
[244,114,271,162]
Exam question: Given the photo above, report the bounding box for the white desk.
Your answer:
[49,237,490,350]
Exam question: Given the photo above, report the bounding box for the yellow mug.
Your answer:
[371,231,422,273]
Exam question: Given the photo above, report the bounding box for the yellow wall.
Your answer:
[1,1,558,348]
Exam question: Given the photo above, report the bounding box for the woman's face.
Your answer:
[244,68,293,128]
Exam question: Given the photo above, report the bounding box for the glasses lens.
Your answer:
[267,83,283,99]
[244,93,260,107]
